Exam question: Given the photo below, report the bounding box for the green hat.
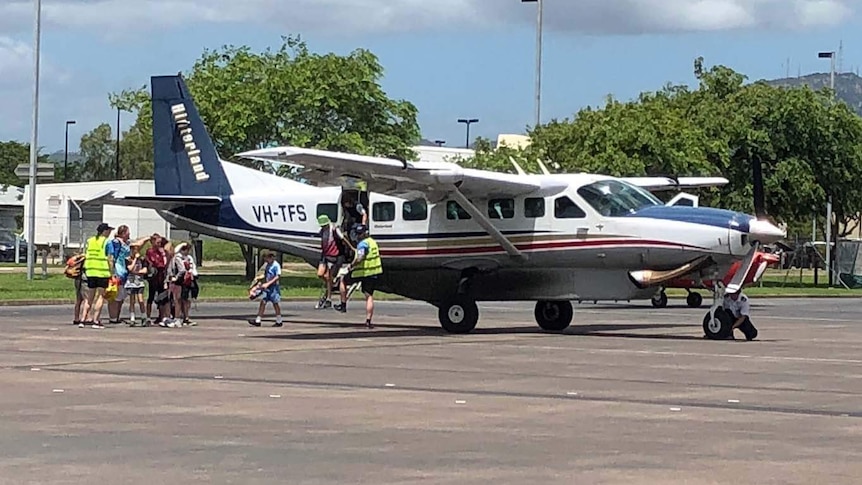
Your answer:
[317,214,331,226]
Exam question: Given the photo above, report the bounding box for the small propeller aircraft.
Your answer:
[97,75,785,339]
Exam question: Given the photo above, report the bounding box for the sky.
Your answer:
[1,0,861,154]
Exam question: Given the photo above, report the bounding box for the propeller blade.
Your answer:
[753,155,766,219]
[726,242,761,294]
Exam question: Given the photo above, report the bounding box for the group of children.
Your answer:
[68,228,200,328]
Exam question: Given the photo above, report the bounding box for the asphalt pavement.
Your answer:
[0,298,861,484]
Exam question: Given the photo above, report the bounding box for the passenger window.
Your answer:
[317,203,338,222]
[524,198,545,218]
[402,199,428,221]
[446,201,472,220]
[372,202,395,222]
[554,196,586,219]
[488,198,515,219]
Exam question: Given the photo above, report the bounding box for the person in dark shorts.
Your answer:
[82,223,114,328]
[316,214,348,309]
[335,224,382,328]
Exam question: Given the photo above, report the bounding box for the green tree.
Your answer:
[111,35,422,277]
[78,123,116,181]
[0,141,50,188]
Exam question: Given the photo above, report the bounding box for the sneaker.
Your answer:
[333,303,347,313]
[323,300,332,309]
[248,319,262,327]
[183,319,197,327]
[315,297,327,310]
[272,322,283,328]
[78,322,85,328]
[91,323,105,329]
[365,320,374,329]
[167,320,181,328]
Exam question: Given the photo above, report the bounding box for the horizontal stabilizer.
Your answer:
[86,191,221,210]
[623,177,729,192]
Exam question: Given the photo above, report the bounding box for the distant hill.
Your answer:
[47,150,83,165]
[766,72,862,116]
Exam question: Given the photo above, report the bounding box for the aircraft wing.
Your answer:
[622,177,729,191]
[238,147,569,201]
[86,191,222,210]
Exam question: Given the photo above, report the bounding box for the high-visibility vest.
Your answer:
[352,237,382,278]
[83,236,111,278]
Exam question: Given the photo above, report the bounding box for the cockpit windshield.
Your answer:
[577,180,662,217]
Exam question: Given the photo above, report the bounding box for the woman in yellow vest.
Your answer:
[82,223,115,328]
[335,224,382,329]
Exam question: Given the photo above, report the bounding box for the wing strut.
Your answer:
[449,188,525,261]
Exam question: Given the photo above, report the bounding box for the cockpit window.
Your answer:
[577,180,661,217]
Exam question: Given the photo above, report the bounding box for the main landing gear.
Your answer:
[436,298,575,334]
[651,289,668,308]
[686,290,704,308]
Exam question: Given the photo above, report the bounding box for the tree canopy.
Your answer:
[465,57,862,239]
[100,34,420,180]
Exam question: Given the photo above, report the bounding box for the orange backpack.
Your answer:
[64,254,85,279]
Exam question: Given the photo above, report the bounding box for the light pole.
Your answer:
[819,50,836,286]
[26,0,43,281]
[457,118,479,148]
[64,120,76,182]
[115,106,121,179]
[522,0,543,127]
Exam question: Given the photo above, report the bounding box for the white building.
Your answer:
[0,185,23,233]
[23,180,173,250]
[412,146,475,164]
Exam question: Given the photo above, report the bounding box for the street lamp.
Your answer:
[522,0,543,127]
[26,0,43,281]
[64,120,76,182]
[115,106,122,179]
[457,118,479,149]
[819,50,836,286]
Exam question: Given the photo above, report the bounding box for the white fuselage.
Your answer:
[160,170,757,303]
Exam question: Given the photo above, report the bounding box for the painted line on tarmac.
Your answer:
[488,344,862,365]
[22,366,862,420]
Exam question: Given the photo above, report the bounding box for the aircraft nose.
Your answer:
[748,219,786,244]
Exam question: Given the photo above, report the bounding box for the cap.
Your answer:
[317,214,331,226]
[355,224,368,234]
[96,223,114,233]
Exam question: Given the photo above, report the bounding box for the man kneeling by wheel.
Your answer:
[722,291,758,341]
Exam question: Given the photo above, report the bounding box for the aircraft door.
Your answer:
[339,178,370,245]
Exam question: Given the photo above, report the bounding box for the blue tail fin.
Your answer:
[151,75,232,197]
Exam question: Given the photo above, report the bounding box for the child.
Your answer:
[125,245,148,326]
[249,251,283,327]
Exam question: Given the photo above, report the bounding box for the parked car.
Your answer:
[0,229,26,263]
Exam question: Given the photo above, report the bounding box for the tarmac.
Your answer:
[1,298,861,484]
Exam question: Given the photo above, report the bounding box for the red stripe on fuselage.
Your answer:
[380,239,705,257]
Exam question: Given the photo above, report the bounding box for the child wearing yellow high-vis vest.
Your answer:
[335,224,382,329]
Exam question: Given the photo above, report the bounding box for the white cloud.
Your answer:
[0,0,855,36]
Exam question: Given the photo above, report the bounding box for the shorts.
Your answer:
[87,277,109,289]
[113,284,127,302]
[74,278,87,300]
[126,286,144,296]
[347,274,379,296]
[319,255,344,272]
[262,286,281,303]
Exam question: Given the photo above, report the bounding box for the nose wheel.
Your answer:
[703,307,733,339]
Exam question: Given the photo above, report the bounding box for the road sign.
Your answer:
[15,163,54,182]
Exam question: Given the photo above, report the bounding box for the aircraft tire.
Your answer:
[686,292,703,308]
[651,291,668,308]
[534,300,573,332]
[702,307,733,340]
[438,297,479,334]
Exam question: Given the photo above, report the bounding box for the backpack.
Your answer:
[64,254,85,279]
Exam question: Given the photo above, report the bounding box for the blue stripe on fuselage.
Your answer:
[624,206,752,232]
